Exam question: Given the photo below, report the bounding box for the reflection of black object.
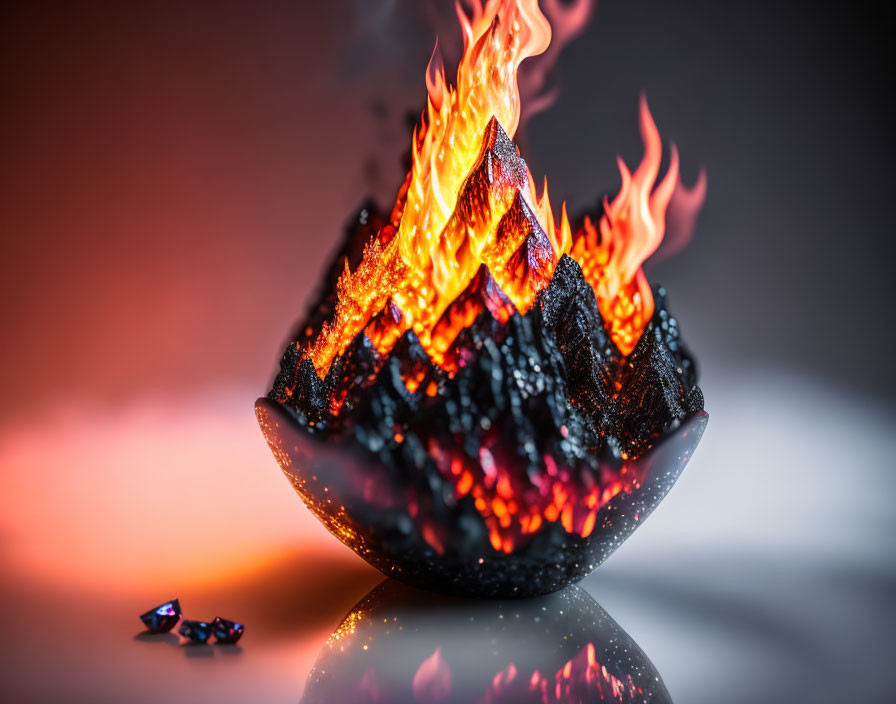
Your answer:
[257,394,706,598]
[302,580,672,704]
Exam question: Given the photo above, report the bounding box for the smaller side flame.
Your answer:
[572,95,679,356]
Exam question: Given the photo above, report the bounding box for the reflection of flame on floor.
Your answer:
[413,647,453,702]
[528,642,643,703]
[401,642,644,703]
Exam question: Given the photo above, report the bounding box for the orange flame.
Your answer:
[307,0,563,375]
[571,95,680,355]
[301,3,697,380]
[404,0,550,247]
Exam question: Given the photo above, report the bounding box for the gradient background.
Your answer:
[1,1,894,702]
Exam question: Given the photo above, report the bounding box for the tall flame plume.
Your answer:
[302,0,697,380]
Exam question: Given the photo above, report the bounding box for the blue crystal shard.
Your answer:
[139,599,181,633]
[178,619,212,644]
[211,617,244,644]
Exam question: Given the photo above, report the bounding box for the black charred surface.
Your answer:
[272,251,702,469]
[539,256,618,426]
[263,225,705,596]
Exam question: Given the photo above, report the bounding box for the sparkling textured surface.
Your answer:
[257,400,705,597]
[139,599,181,634]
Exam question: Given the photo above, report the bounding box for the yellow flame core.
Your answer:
[305,0,687,378]
[401,0,550,265]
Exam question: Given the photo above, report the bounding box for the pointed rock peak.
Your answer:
[454,120,528,228]
[364,297,408,355]
[441,307,505,375]
[481,117,518,158]
[392,329,437,395]
[379,297,405,326]
[614,321,694,457]
[327,330,386,418]
[496,190,548,248]
[538,255,596,326]
[469,263,517,323]
[502,193,556,296]
[624,320,665,371]
[392,328,430,365]
[553,252,587,282]
[506,230,554,283]
[339,328,383,374]
[294,356,329,421]
[431,264,517,362]
[620,323,686,405]
[478,117,528,188]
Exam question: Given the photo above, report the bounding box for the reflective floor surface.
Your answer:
[1,370,894,702]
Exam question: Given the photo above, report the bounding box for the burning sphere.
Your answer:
[256,0,707,597]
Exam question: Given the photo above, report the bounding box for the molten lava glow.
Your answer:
[431,437,650,553]
[303,0,698,377]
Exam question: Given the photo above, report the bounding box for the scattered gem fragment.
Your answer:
[139,599,181,633]
[212,617,245,644]
[178,619,212,644]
